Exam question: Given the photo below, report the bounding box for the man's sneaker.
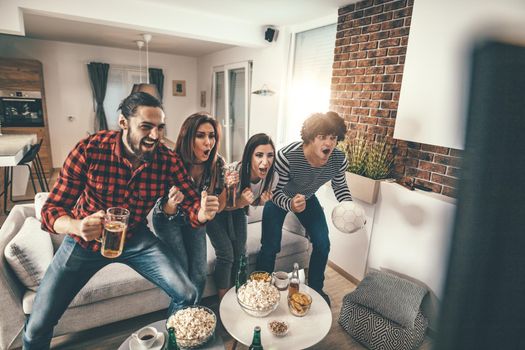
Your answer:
[318,290,331,308]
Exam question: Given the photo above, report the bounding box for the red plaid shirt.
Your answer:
[41,130,201,251]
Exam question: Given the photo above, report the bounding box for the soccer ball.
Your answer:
[331,201,366,234]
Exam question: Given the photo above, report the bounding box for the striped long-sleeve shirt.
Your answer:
[272,141,352,211]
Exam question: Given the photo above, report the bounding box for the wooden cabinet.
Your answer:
[0,57,53,176]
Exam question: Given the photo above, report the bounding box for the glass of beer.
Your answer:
[101,207,129,258]
[225,164,239,208]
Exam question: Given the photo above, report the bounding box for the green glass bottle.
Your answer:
[248,326,263,350]
[164,327,178,350]
[235,253,247,292]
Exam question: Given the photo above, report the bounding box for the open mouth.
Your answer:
[258,167,268,176]
[142,139,157,149]
[322,148,331,155]
[203,149,211,156]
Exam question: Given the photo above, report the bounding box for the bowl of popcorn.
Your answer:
[268,320,289,337]
[166,306,216,349]
[288,291,312,317]
[237,279,280,317]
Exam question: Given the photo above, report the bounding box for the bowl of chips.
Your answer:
[249,271,272,283]
[288,291,312,317]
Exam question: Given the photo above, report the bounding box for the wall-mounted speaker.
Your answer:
[265,27,278,43]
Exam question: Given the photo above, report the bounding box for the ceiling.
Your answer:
[23,13,234,57]
[20,0,353,57]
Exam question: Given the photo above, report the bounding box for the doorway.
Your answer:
[212,62,251,163]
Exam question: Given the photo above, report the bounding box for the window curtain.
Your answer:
[149,68,164,101]
[87,62,110,131]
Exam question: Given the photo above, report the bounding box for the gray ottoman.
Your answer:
[338,297,428,350]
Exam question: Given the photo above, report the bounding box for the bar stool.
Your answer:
[2,139,49,213]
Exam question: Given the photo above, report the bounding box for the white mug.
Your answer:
[272,271,290,291]
[131,326,158,348]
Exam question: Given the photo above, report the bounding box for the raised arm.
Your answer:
[41,139,89,234]
[272,145,294,211]
[331,156,353,202]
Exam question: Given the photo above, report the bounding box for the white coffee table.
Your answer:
[220,285,332,350]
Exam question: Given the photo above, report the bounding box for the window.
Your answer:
[103,66,144,130]
[284,24,337,143]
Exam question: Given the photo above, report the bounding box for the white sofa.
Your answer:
[0,194,312,349]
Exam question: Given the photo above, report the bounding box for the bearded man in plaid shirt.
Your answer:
[22,92,219,350]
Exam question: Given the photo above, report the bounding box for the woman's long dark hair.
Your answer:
[175,112,221,192]
[239,133,276,202]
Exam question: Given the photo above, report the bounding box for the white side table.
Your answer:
[220,285,332,350]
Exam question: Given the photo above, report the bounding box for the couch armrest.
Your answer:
[0,204,36,349]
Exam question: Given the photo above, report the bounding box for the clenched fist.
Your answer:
[76,210,105,241]
[291,194,306,213]
[163,186,185,215]
[259,190,273,205]
[238,187,255,207]
[198,191,220,223]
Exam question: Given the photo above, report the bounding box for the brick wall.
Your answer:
[330,0,462,198]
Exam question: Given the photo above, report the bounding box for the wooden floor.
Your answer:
[2,172,434,349]
[6,266,433,350]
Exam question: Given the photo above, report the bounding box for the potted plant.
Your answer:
[338,136,394,204]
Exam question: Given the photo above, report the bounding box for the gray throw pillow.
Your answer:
[4,216,54,291]
[346,270,427,328]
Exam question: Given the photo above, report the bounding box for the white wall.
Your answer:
[317,183,376,281]
[0,35,198,167]
[196,28,291,143]
[367,182,456,327]
[395,0,525,150]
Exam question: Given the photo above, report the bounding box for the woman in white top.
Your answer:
[207,133,277,300]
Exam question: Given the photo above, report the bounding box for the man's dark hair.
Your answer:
[118,92,163,119]
[300,111,347,144]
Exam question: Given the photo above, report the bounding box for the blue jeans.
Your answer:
[256,195,330,292]
[23,224,197,350]
[206,209,248,289]
[152,212,207,302]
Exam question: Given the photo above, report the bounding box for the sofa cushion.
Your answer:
[34,192,49,222]
[4,216,54,291]
[22,263,157,313]
[345,270,427,328]
[339,299,428,350]
[34,192,65,251]
[244,221,309,265]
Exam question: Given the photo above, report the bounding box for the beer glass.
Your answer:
[225,164,239,208]
[101,207,129,258]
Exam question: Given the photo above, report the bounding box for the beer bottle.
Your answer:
[164,327,178,350]
[248,326,263,350]
[235,253,247,292]
[288,262,300,298]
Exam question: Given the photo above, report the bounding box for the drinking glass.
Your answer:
[224,164,239,208]
[101,207,129,258]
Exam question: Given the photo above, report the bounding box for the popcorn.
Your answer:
[166,307,215,347]
[238,280,280,310]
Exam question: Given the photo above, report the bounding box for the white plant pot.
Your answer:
[345,172,380,204]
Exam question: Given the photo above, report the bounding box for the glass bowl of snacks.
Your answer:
[237,279,280,317]
[249,271,272,283]
[288,291,312,317]
[166,305,216,348]
[268,320,289,337]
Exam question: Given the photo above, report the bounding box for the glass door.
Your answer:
[212,62,251,163]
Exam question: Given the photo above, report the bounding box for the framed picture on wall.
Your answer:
[172,80,186,96]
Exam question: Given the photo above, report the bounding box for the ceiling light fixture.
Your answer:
[131,33,160,99]
[252,84,275,96]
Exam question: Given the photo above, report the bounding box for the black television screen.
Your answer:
[435,38,525,349]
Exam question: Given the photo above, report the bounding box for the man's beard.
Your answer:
[127,132,155,162]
